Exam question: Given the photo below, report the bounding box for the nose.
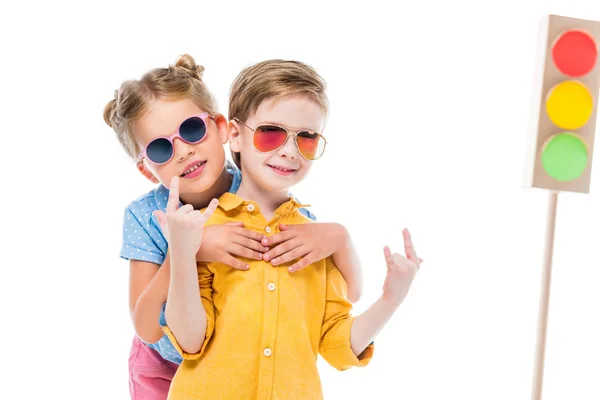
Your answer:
[276,135,298,159]
[173,137,195,162]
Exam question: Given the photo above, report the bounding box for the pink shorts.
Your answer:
[129,335,179,400]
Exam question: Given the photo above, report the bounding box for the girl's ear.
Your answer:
[136,161,160,184]
[212,114,229,145]
[228,119,241,152]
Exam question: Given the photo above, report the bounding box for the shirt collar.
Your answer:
[217,192,311,214]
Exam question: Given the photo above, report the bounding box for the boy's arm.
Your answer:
[157,178,218,357]
[351,232,421,354]
[164,252,207,355]
[163,262,215,359]
[318,257,374,371]
[319,237,419,369]
[349,297,398,355]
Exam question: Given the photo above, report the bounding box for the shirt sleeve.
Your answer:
[162,262,216,360]
[120,206,165,265]
[319,257,374,370]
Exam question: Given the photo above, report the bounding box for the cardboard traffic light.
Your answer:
[525,14,600,400]
[525,14,600,193]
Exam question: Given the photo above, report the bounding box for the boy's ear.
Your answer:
[212,114,229,145]
[228,119,241,152]
[137,161,160,184]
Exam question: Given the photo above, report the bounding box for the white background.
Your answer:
[3,0,600,399]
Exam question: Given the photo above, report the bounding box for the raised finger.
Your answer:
[271,245,309,266]
[166,176,180,213]
[403,229,419,265]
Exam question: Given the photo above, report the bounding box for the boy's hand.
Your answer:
[197,223,268,270]
[153,177,218,258]
[382,229,421,307]
[262,222,346,272]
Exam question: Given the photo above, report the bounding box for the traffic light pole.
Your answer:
[531,190,559,400]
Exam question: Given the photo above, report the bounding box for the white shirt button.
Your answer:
[246,204,255,211]
[265,226,272,234]
[268,283,276,291]
[264,348,272,357]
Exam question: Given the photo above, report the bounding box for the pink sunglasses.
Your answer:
[138,113,213,165]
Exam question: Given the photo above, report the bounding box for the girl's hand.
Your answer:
[197,222,268,270]
[153,177,218,258]
[382,229,421,307]
[262,223,347,272]
[265,223,423,273]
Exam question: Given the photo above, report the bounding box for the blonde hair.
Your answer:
[103,54,218,160]
[228,60,329,168]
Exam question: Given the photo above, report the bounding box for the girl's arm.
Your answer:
[129,256,170,344]
[330,227,362,303]
[122,203,170,344]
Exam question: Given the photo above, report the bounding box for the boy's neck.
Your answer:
[236,179,290,221]
[179,166,232,210]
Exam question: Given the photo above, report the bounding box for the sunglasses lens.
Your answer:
[146,138,173,164]
[297,132,325,160]
[180,116,207,143]
[254,125,288,152]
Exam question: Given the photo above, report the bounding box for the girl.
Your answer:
[159,59,422,399]
[103,54,364,399]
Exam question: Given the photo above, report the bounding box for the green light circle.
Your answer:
[541,133,588,181]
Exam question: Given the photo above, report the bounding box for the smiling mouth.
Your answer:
[267,164,297,172]
[181,161,207,177]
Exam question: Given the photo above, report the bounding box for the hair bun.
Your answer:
[103,90,119,128]
[174,54,205,80]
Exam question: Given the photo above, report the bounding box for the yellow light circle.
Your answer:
[545,80,593,130]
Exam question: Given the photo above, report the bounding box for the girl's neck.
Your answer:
[236,178,289,221]
[179,166,232,210]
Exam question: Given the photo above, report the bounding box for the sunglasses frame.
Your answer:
[233,117,328,161]
[138,113,213,165]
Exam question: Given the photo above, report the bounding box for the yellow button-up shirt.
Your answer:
[164,193,374,400]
